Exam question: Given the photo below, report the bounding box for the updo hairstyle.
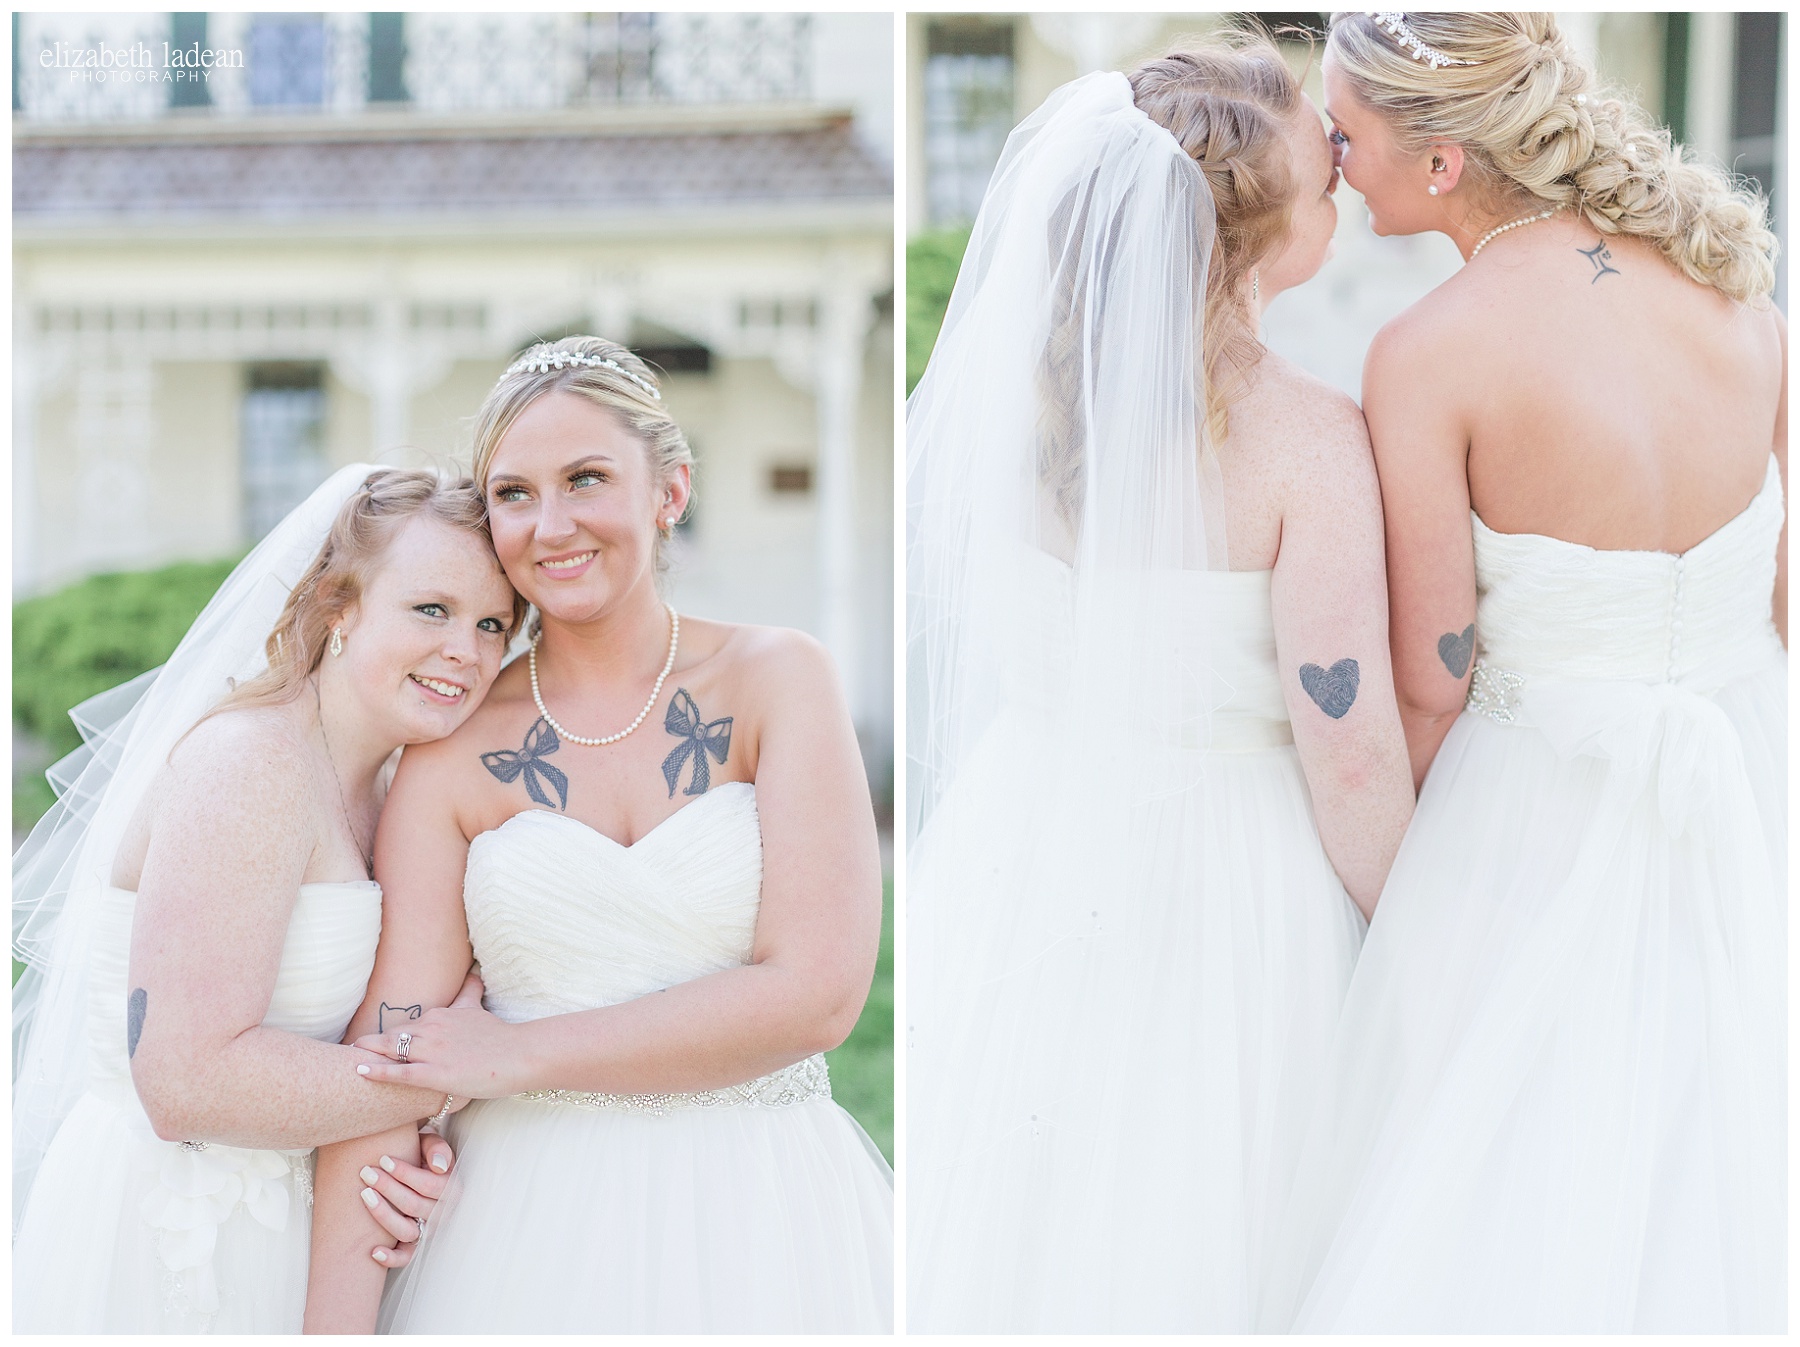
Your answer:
[1130,29,1307,441]
[216,468,522,715]
[1327,11,1777,303]
[468,335,695,571]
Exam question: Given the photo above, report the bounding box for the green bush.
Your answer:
[906,226,972,394]
[14,557,241,765]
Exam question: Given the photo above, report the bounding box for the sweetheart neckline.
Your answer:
[1470,455,1780,561]
[475,779,757,854]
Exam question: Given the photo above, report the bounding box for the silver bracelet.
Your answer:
[426,1093,455,1130]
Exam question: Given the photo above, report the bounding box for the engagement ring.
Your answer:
[395,1032,412,1063]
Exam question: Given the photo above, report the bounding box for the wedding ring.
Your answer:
[396,1031,413,1063]
[413,1216,426,1240]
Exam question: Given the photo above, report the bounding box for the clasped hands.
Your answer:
[353,967,527,1106]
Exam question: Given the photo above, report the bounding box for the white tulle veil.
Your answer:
[905,70,1237,1319]
[907,68,1224,836]
[13,463,378,1226]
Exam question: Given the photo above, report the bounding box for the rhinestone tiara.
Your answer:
[505,350,661,400]
[1368,12,1480,70]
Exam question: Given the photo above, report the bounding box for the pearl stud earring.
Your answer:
[1428,184,1439,195]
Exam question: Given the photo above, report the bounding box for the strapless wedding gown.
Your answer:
[378,782,893,1333]
[908,558,1366,1332]
[1263,457,1786,1333]
[14,881,381,1333]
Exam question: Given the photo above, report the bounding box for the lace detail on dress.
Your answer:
[1465,663,1526,724]
[516,1053,831,1115]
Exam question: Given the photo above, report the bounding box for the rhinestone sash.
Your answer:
[515,1053,831,1116]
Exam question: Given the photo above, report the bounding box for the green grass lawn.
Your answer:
[825,875,895,1162]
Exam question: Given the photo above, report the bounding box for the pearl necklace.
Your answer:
[529,603,679,747]
[1468,209,1557,261]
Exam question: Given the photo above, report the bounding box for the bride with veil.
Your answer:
[14,466,520,1331]
[906,30,1414,1332]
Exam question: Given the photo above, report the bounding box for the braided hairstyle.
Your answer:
[1130,31,1305,443]
[1328,11,1777,303]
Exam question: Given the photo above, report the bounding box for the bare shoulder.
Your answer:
[706,620,838,702]
[164,702,315,804]
[1234,351,1374,487]
[1365,288,1467,386]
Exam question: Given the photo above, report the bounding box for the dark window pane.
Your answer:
[368,13,407,103]
[1733,11,1780,140]
[242,365,327,542]
[248,14,327,108]
[1663,13,1690,142]
[169,12,212,109]
[924,22,1015,226]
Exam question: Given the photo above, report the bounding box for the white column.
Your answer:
[1686,12,1736,169]
[73,342,156,572]
[368,296,410,463]
[813,257,876,719]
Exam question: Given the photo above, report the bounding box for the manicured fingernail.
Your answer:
[360,1187,379,1209]
[357,1064,371,1076]
[360,1166,380,1185]
[372,1247,389,1263]
[430,1155,448,1172]
[379,1155,396,1173]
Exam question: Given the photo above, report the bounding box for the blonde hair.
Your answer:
[469,335,694,571]
[213,469,522,717]
[1328,11,1778,303]
[1129,30,1306,442]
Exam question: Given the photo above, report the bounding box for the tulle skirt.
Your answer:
[377,1092,894,1333]
[14,1089,311,1333]
[1262,657,1786,1333]
[907,725,1365,1332]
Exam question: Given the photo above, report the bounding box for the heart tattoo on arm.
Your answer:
[1299,658,1360,719]
[1437,624,1475,679]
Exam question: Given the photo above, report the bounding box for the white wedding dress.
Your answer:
[14,880,381,1333]
[1264,456,1786,1333]
[908,553,1367,1331]
[377,781,894,1334]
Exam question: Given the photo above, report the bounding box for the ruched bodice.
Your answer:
[85,881,381,1097]
[1472,456,1783,690]
[464,782,764,1024]
[1000,547,1292,751]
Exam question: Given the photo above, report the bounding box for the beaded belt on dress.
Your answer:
[1465,661,1526,723]
[515,1053,831,1116]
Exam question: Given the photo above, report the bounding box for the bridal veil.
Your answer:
[13,465,375,1224]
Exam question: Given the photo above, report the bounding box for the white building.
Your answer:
[908,12,1787,395]
[14,11,896,790]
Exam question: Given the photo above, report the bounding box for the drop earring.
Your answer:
[329,627,344,657]
[1251,270,1260,303]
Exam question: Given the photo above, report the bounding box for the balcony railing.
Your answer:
[14,12,813,123]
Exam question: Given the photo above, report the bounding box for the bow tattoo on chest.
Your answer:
[481,717,570,810]
[661,688,733,797]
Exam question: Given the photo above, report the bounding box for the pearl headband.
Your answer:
[1367,12,1480,70]
[505,350,662,400]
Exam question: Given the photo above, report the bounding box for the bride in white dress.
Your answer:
[303,337,893,1333]
[13,467,522,1331]
[1262,14,1785,1332]
[906,35,1414,1333]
